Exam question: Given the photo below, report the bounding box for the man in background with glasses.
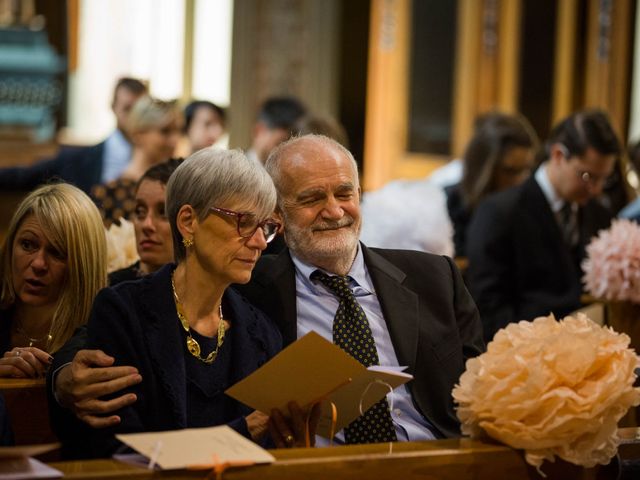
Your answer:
[466,110,621,343]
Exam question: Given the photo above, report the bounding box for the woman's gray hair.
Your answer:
[166,148,277,262]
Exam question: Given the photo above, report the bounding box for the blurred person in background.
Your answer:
[467,110,620,342]
[295,114,349,148]
[361,179,454,257]
[108,159,182,285]
[445,112,539,257]
[177,100,226,156]
[0,78,147,195]
[91,96,182,228]
[247,96,307,164]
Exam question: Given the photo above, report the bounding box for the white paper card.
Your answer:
[116,425,275,470]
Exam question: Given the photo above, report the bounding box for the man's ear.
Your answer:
[549,143,568,166]
[176,204,197,240]
[273,208,285,234]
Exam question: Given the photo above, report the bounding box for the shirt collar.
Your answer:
[535,163,566,213]
[104,128,130,149]
[290,243,374,293]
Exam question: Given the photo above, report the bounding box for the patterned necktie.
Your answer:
[312,270,397,444]
[559,202,579,247]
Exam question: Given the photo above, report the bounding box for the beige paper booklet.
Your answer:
[0,444,61,479]
[116,425,275,470]
[225,331,412,437]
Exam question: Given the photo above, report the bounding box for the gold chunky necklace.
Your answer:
[171,271,225,364]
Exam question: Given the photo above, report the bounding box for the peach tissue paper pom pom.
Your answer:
[105,218,139,273]
[582,218,640,303]
[452,313,640,471]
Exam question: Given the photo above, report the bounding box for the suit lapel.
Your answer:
[522,178,576,270]
[258,250,299,346]
[522,178,563,244]
[139,265,188,428]
[362,246,420,369]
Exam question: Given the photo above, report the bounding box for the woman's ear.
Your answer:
[176,204,197,240]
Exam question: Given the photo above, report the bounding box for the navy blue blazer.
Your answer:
[0,142,104,195]
[83,264,282,457]
[235,244,485,439]
[466,175,612,342]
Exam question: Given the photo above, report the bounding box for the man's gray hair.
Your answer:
[264,134,360,203]
[166,148,277,262]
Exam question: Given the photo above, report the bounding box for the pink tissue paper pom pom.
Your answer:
[582,219,640,304]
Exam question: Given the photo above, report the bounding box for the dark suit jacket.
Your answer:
[59,264,281,458]
[445,183,472,257]
[466,175,612,342]
[235,244,485,439]
[0,142,104,195]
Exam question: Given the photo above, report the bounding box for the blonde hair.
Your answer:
[126,96,180,135]
[0,183,108,353]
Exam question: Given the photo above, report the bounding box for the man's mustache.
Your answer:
[312,218,354,232]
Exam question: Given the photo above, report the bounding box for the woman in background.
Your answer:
[446,112,539,257]
[181,100,226,154]
[0,183,107,377]
[92,96,182,227]
[108,159,182,284]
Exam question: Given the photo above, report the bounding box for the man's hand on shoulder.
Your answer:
[55,349,142,428]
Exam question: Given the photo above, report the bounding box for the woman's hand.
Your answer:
[0,347,52,378]
[269,401,321,448]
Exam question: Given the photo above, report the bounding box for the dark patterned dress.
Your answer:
[91,178,137,228]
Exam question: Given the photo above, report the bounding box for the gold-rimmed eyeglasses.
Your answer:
[209,206,280,243]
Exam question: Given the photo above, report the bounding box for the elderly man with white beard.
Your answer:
[237,134,485,445]
[48,135,484,450]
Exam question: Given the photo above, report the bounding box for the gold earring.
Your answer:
[182,237,193,248]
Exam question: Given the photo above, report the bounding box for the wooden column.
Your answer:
[584,0,634,137]
[229,0,341,150]
[552,0,578,124]
[363,0,410,190]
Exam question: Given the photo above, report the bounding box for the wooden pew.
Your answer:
[50,429,640,480]
[0,378,57,447]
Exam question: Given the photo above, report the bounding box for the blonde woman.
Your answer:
[92,96,183,227]
[0,183,107,377]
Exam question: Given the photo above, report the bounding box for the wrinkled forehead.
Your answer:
[280,141,358,191]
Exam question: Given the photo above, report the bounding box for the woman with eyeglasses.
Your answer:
[445,112,539,257]
[81,148,288,457]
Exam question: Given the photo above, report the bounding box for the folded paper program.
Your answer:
[115,425,275,470]
[225,331,412,438]
[452,313,640,470]
[0,444,61,479]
